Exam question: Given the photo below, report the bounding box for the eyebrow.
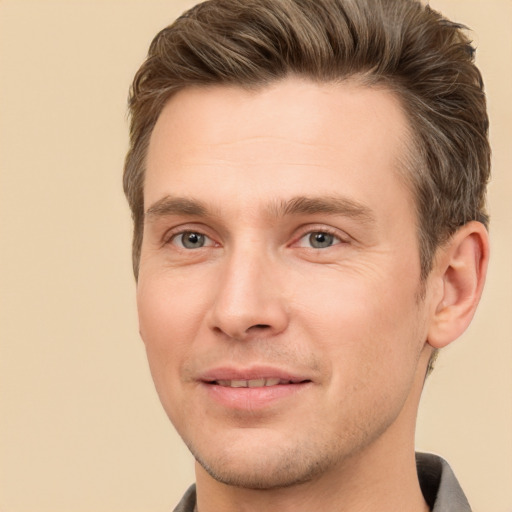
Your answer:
[145,196,210,218]
[270,196,375,223]
[145,195,375,224]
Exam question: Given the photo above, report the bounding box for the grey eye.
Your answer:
[180,232,206,249]
[308,232,335,248]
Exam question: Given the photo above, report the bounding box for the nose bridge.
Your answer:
[209,239,288,339]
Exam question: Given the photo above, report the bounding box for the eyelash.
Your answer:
[163,225,348,251]
[293,226,348,249]
[164,229,217,249]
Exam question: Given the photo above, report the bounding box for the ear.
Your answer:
[427,221,489,349]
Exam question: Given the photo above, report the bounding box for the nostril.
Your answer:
[251,324,271,330]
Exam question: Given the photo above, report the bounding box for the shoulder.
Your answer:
[172,484,197,512]
[416,452,472,512]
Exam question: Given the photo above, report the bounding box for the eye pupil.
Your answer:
[309,232,334,248]
[182,232,205,249]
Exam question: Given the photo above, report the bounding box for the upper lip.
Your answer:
[198,365,312,384]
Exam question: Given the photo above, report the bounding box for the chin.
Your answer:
[196,455,325,490]
[188,434,341,490]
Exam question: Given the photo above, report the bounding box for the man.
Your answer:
[123,0,490,510]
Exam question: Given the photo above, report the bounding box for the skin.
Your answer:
[137,78,488,512]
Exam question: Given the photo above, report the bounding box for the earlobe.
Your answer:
[427,221,489,349]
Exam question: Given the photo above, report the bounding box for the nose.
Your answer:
[207,247,289,341]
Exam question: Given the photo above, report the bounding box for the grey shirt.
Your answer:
[173,453,471,512]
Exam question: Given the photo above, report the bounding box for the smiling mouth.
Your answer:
[209,378,309,388]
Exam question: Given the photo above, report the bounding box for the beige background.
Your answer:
[0,1,510,511]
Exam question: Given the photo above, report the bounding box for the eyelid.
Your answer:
[173,232,217,249]
[159,222,351,248]
[291,225,351,248]
[162,223,218,247]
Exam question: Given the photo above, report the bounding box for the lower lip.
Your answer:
[201,382,311,410]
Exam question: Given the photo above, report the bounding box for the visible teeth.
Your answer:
[247,378,266,388]
[215,378,292,388]
[230,380,248,388]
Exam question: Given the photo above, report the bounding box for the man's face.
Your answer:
[137,78,435,488]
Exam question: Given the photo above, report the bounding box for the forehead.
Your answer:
[145,78,413,215]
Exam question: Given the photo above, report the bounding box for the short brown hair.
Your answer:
[124,0,490,280]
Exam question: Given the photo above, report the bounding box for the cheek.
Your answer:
[300,279,425,437]
[293,265,424,382]
[136,275,207,427]
[136,274,207,393]
[137,268,210,344]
